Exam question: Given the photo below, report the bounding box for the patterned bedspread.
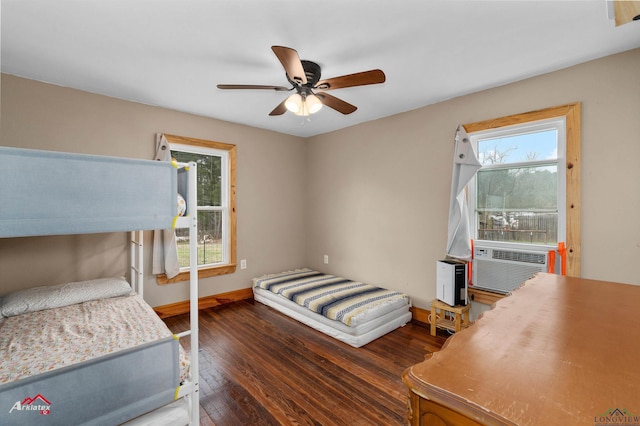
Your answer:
[0,294,189,385]
[253,269,410,326]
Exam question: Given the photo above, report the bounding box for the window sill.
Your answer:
[156,263,237,284]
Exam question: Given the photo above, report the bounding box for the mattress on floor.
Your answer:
[0,293,190,425]
[253,269,412,347]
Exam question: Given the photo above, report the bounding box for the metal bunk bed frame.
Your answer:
[0,146,200,425]
[170,160,200,426]
[128,160,199,426]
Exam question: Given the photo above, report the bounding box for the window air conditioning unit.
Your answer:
[472,246,548,294]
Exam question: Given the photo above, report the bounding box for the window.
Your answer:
[470,119,565,246]
[464,103,581,276]
[157,134,236,283]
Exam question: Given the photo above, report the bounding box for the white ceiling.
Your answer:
[2,1,640,138]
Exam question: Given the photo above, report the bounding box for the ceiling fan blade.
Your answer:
[315,69,386,91]
[217,84,290,91]
[316,93,357,115]
[271,46,307,85]
[269,99,288,116]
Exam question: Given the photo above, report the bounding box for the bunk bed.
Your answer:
[253,269,412,348]
[0,146,200,426]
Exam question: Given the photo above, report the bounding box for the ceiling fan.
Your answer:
[217,46,386,117]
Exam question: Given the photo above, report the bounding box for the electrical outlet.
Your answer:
[240,259,247,269]
[323,255,329,264]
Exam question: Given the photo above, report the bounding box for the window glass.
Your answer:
[472,124,563,246]
[172,149,225,268]
[477,129,557,165]
[476,164,558,244]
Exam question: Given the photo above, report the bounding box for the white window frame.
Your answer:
[468,118,567,252]
[171,142,231,268]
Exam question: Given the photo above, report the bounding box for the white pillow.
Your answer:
[0,277,132,317]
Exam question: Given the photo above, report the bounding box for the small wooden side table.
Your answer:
[430,299,470,336]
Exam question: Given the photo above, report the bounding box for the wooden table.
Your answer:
[403,273,640,425]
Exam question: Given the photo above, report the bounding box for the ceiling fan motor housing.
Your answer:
[288,60,322,90]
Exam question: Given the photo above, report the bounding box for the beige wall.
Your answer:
[2,48,639,310]
[0,74,307,307]
[306,48,640,310]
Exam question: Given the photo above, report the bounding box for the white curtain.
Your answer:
[446,125,482,260]
[152,134,181,278]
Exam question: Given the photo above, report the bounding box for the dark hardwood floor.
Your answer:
[163,299,447,426]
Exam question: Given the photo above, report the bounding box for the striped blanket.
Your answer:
[253,269,410,327]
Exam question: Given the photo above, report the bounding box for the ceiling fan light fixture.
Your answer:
[285,93,303,113]
[306,94,323,114]
[294,100,310,116]
[287,92,322,116]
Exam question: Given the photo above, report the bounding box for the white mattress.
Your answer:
[253,286,412,348]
